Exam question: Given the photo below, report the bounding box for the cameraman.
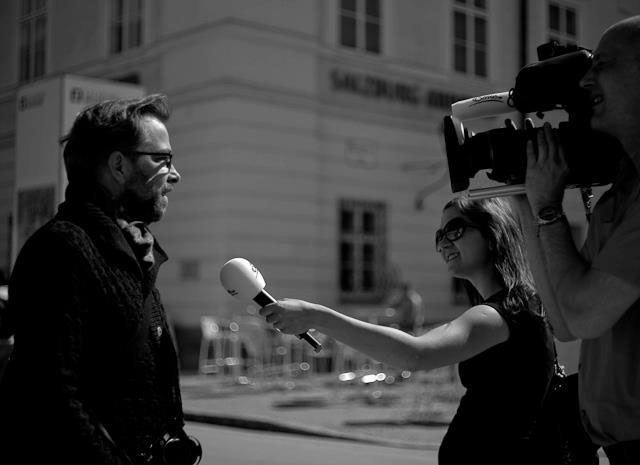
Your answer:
[515,16,640,465]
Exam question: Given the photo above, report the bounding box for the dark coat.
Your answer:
[0,194,184,464]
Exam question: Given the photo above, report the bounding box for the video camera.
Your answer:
[443,41,623,199]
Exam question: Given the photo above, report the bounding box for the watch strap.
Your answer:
[537,206,565,225]
[536,206,566,236]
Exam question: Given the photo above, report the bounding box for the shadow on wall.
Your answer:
[174,324,201,373]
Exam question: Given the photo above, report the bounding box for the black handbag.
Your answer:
[535,361,599,465]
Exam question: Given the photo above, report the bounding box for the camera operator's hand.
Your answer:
[509,193,533,221]
[525,122,570,213]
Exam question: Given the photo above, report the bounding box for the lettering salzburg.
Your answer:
[329,69,468,110]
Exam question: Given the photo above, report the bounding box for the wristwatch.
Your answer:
[536,205,565,236]
[537,205,565,225]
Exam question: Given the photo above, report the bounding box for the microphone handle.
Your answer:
[253,290,322,353]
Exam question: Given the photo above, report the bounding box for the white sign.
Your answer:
[13,75,145,263]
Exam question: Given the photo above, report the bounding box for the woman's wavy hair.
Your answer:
[444,196,540,316]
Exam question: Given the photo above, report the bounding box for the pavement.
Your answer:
[179,368,460,451]
[180,370,613,464]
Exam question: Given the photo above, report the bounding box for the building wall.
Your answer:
[1,1,640,368]
[48,2,107,71]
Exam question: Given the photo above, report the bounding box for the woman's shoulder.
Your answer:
[499,288,543,316]
[484,289,547,333]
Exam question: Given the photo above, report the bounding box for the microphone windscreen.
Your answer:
[220,258,266,302]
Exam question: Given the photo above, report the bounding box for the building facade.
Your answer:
[0,0,638,367]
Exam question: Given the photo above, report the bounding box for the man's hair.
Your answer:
[60,93,169,185]
[443,196,539,315]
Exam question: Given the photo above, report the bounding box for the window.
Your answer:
[18,0,47,82]
[339,199,386,303]
[110,0,143,54]
[112,73,141,85]
[452,0,487,77]
[548,2,577,46]
[339,0,381,54]
[179,259,201,281]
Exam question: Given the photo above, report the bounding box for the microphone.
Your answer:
[219,258,322,353]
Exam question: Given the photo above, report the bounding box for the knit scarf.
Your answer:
[116,218,155,270]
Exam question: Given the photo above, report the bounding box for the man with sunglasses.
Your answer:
[0,94,196,464]
[516,16,640,465]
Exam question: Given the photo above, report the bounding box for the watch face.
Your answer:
[538,206,561,221]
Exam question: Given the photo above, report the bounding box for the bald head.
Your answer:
[606,14,640,34]
[581,15,640,155]
[600,15,640,62]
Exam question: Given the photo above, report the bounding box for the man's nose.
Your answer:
[169,164,181,183]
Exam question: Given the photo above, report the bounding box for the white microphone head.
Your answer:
[220,258,266,302]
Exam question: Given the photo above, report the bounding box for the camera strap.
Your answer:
[97,421,136,465]
[580,187,594,223]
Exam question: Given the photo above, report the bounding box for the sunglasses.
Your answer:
[126,151,173,169]
[435,217,479,247]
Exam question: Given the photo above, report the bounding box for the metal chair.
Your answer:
[198,316,241,376]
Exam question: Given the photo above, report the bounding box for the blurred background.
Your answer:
[0,0,638,382]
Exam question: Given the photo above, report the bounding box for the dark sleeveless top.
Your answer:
[438,289,555,465]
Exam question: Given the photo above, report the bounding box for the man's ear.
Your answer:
[106,151,128,185]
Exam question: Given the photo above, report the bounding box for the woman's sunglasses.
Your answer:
[435,217,479,247]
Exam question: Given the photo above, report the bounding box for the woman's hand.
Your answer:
[259,298,321,335]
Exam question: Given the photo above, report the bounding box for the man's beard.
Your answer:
[119,186,164,224]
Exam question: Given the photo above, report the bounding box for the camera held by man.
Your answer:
[442,40,624,198]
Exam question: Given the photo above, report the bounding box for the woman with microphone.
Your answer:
[259,197,556,465]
